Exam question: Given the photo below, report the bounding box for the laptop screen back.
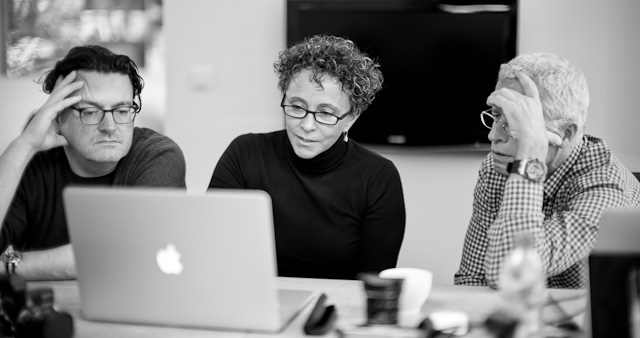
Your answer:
[63,186,307,332]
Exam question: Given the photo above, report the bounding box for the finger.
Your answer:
[55,95,83,113]
[60,71,77,86]
[547,131,563,147]
[486,92,516,112]
[52,71,76,91]
[515,70,540,100]
[54,75,64,89]
[39,95,82,122]
[49,80,84,102]
[493,87,526,102]
[487,87,524,107]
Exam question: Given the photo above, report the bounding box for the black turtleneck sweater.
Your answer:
[209,130,406,280]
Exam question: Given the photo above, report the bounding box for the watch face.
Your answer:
[526,160,547,181]
[2,251,21,263]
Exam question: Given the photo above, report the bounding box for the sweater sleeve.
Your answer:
[356,160,406,274]
[209,135,249,189]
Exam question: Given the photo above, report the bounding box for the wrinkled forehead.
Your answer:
[72,70,133,102]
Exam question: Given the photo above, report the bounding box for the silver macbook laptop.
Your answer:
[63,186,314,333]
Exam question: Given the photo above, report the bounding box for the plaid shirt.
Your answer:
[455,135,640,289]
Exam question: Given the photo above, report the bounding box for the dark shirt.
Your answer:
[209,131,406,279]
[1,127,186,252]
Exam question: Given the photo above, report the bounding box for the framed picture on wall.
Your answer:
[1,0,162,79]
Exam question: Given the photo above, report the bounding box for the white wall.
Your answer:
[0,79,46,150]
[1,0,638,286]
[164,0,286,193]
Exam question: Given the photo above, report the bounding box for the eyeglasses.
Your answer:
[481,109,567,147]
[480,109,509,132]
[280,96,353,126]
[70,103,140,125]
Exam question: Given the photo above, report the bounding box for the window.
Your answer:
[2,0,162,78]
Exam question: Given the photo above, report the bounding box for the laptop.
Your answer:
[586,208,640,338]
[63,186,315,333]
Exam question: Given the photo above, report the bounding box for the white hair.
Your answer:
[498,53,590,132]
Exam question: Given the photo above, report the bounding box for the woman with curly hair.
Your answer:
[209,35,405,280]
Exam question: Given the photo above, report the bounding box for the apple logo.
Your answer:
[156,244,183,275]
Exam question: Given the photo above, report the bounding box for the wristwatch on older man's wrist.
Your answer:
[508,158,547,183]
[1,250,22,275]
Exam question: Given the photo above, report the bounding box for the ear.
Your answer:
[561,122,579,148]
[343,114,360,133]
[54,113,62,135]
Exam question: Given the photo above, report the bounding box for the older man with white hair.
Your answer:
[455,53,640,289]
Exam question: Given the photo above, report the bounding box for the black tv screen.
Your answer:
[287,0,518,148]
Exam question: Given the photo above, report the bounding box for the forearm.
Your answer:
[455,164,496,286]
[14,244,76,280]
[356,170,406,273]
[0,139,36,224]
[455,228,491,287]
[1,73,81,218]
[484,176,618,287]
[485,176,545,287]
[357,224,404,273]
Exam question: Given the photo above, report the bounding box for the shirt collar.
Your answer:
[543,136,587,197]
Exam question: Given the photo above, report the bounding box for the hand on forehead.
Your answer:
[66,70,134,106]
[486,70,563,147]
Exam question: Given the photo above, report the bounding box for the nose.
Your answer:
[300,113,317,131]
[487,125,507,143]
[98,112,117,133]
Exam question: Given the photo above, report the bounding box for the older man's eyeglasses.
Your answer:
[280,96,353,126]
[480,109,509,132]
[70,103,140,125]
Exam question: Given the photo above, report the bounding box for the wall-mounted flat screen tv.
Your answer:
[287,0,518,148]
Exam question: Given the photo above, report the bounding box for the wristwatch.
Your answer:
[1,250,22,275]
[508,158,547,183]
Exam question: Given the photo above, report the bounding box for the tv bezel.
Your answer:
[286,0,519,149]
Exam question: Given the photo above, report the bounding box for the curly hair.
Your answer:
[274,35,383,116]
[40,45,144,110]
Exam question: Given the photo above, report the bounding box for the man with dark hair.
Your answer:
[0,45,186,280]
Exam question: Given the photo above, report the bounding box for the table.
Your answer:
[27,278,588,337]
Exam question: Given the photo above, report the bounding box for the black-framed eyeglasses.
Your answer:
[280,95,353,126]
[70,103,140,125]
[480,109,509,132]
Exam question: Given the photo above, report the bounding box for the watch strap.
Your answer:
[507,160,525,176]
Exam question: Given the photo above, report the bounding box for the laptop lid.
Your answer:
[586,209,640,338]
[63,186,313,333]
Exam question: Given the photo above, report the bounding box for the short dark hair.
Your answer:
[274,35,383,116]
[41,45,144,108]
